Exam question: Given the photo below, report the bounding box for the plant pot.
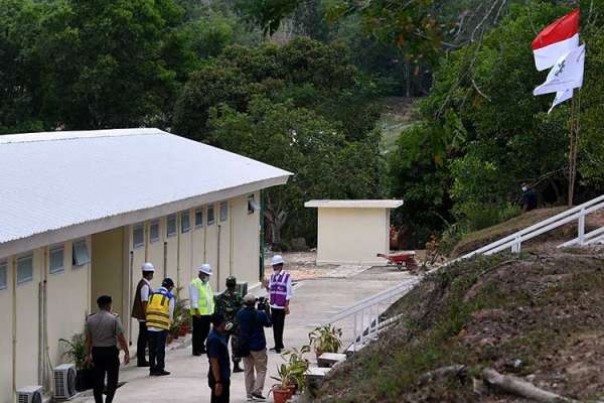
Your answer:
[272,388,290,403]
[75,368,94,391]
[167,334,174,345]
[286,384,296,397]
[179,326,189,336]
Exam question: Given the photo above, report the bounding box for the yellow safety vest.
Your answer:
[146,291,172,331]
[190,277,214,315]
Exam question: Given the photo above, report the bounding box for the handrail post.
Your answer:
[511,235,521,253]
[578,208,586,245]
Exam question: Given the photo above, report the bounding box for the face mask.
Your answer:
[201,275,208,283]
[522,186,527,192]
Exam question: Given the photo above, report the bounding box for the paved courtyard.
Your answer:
[73,255,419,402]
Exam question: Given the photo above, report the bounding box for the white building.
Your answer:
[0,128,291,402]
[305,200,403,265]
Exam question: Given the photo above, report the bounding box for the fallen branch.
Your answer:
[421,365,467,382]
[482,368,578,403]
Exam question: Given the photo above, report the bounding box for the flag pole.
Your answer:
[567,90,580,206]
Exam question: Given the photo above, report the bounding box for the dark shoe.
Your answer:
[192,353,202,356]
[137,362,150,367]
[233,363,244,373]
[251,393,267,401]
[155,370,171,376]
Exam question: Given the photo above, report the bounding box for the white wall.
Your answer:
[231,193,261,286]
[316,208,390,265]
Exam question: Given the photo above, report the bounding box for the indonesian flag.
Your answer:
[532,9,580,71]
[533,45,585,96]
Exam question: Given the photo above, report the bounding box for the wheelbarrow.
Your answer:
[377,251,419,271]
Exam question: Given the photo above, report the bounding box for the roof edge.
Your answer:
[304,200,404,209]
[0,128,165,145]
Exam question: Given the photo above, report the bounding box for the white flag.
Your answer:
[548,89,573,114]
[534,44,585,96]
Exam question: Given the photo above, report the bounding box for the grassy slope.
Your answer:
[317,249,604,402]
[378,97,420,154]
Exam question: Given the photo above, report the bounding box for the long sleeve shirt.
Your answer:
[189,280,213,312]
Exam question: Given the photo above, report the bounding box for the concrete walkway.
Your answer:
[73,265,416,402]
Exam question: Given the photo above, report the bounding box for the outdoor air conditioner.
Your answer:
[53,363,77,399]
[16,385,43,403]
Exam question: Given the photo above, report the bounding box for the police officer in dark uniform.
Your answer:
[215,276,244,372]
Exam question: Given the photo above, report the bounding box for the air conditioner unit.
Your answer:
[54,363,77,399]
[16,385,43,403]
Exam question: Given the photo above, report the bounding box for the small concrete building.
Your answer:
[305,200,403,265]
[0,129,290,402]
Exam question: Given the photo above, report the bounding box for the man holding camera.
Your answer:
[237,293,272,401]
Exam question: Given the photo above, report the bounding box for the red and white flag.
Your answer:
[534,44,585,96]
[532,9,580,71]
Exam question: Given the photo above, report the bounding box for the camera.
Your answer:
[257,296,270,314]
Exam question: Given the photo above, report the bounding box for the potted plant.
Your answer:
[270,345,310,402]
[60,333,93,391]
[308,324,343,360]
[271,363,293,403]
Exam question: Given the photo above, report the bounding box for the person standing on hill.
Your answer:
[521,182,538,212]
[263,255,292,353]
[215,276,244,373]
[146,277,175,376]
[189,263,215,355]
[131,262,155,367]
[85,295,130,403]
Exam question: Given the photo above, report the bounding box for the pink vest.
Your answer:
[269,272,290,307]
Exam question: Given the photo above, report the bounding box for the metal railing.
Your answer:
[326,194,604,354]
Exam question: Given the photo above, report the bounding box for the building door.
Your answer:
[91,228,127,321]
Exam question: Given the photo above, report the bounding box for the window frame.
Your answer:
[207,205,215,225]
[195,208,204,228]
[247,194,256,215]
[73,239,91,267]
[49,245,65,275]
[16,254,34,285]
[167,214,177,237]
[0,261,7,290]
[181,210,191,233]
[220,201,228,222]
[150,220,160,243]
[132,223,145,249]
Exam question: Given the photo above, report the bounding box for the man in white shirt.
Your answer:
[263,255,293,353]
[189,264,215,355]
[131,262,155,367]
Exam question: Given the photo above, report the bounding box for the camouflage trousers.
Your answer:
[225,333,241,364]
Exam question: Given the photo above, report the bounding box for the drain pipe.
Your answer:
[12,258,17,401]
[217,224,221,293]
[259,190,265,281]
[128,250,133,345]
[177,220,181,289]
[163,241,167,280]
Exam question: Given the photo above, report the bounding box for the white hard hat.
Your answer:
[198,264,212,275]
[271,255,284,265]
[141,262,155,272]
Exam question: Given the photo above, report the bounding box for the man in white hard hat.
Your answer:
[131,262,155,367]
[263,255,292,353]
[189,263,215,356]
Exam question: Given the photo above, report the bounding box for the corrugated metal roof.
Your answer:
[0,128,291,249]
[304,200,403,209]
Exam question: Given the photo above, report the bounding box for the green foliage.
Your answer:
[308,324,343,355]
[60,332,90,370]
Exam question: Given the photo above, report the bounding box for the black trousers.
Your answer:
[136,321,148,365]
[271,308,286,350]
[92,346,119,403]
[208,377,231,403]
[148,330,168,373]
[192,315,211,355]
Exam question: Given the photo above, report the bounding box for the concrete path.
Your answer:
[73,265,416,402]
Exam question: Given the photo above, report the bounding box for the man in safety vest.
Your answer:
[263,255,293,353]
[147,277,175,376]
[189,263,215,356]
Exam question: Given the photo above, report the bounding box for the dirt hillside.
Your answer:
[316,246,604,402]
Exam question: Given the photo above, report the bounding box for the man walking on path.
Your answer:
[85,295,130,403]
[131,262,155,367]
[237,293,272,401]
[207,313,231,403]
[147,277,175,376]
[263,255,292,353]
[215,276,244,373]
[190,263,215,355]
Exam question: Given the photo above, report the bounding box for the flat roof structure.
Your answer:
[305,200,403,209]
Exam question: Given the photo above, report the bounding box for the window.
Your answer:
[17,254,33,285]
[0,261,7,290]
[133,223,144,249]
[220,202,228,222]
[150,220,160,243]
[167,214,177,237]
[73,239,91,266]
[207,205,215,225]
[49,246,64,274]
[247,194,257,214]
[181,210,190,233]
[195,208,203,228]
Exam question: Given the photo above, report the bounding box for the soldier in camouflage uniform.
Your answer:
[215,276,244,372]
